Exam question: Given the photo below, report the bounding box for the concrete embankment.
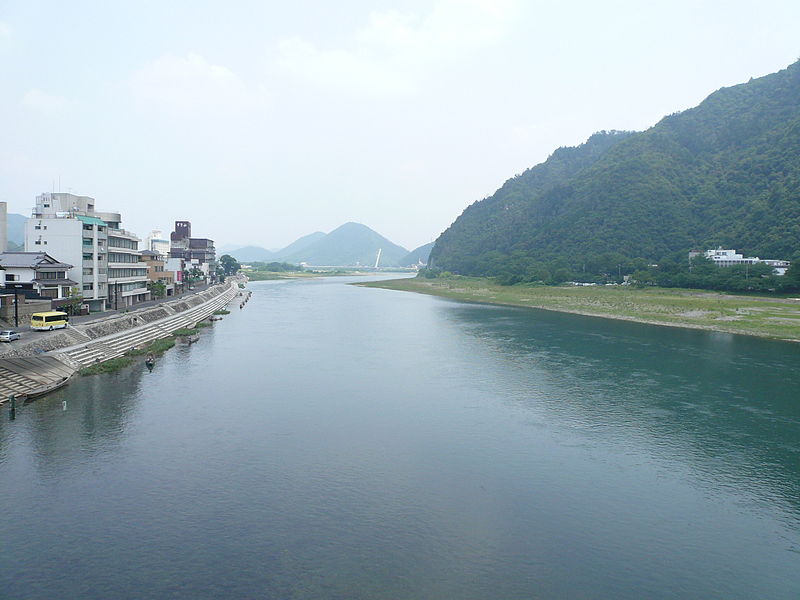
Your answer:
[0,279,243,402]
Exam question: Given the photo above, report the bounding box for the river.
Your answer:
[1,275,799,599]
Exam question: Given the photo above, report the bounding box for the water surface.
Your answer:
[1,275,799,599]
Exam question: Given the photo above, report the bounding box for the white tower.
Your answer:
[374,248,382,268]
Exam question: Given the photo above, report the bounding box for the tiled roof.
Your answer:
[0,252,74,270]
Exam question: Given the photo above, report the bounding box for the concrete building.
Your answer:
[169,220,216,283]
[25,192,149,311]
[146,229,171,256]
[141,249,175,297]
[107,225,150,308]
[165,256,185,292]
[0,251,76,300]
[691,248,791,275]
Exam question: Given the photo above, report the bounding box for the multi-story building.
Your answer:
[107,224,150,308]
[141,250,175,296]
[146,230,171,256]
[169,221,216,283]
[691,248,791,275]
[0,251,76,300]
[165,256,185,292]
[25,192,150,311]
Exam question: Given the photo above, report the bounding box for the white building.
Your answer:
[146,229,171,256]
[165,256,186,290]
[695,248,791,275]
[25,192,150,311]
[0,252,76,299]
[108,225,150,308]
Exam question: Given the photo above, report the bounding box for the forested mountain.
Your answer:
[281,222,408,266]
[398,242,434,266]
[430,61,800,282]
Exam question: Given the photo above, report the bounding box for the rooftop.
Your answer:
[0,252,74,270]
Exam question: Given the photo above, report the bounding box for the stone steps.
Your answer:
[0,280,240,399]
[0,356,75,401]
[60,282,237,368]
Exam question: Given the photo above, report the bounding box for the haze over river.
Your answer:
[2,275,799,599]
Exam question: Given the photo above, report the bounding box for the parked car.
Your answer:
[0,330,21,342]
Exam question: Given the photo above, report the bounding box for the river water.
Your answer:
[1,275,799,599]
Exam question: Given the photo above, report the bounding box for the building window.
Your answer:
[83,253,93,260]
[83,284,94,291]
[38,271,66,280]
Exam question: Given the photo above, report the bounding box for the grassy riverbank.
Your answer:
[78,327,199,376]
[360,277,800,341]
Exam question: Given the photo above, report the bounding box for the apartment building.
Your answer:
[108,224,150,308]
[25,192,149,311]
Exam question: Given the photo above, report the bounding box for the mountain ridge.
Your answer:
[280,222,408,266]
[227,223,409,267]
[430,61,800,280]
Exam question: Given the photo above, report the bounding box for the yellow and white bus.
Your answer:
[30,311,70,331]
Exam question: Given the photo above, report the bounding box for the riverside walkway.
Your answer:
[1,279,241,402]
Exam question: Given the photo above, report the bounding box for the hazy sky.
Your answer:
[1,1,798,251]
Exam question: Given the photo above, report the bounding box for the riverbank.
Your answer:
[244,270,409,281]
[0,278,243,402]
[359,276,800,341]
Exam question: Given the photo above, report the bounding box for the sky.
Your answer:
[1,1,798,252]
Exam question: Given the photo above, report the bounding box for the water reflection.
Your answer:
[437,303,800,519]
[1,362,147,477]
[1,277,799,599]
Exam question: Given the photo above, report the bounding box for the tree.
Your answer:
[64,287,84,315]
[220,254,240,275]
[149,280,166,299]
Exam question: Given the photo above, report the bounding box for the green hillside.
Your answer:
[430,61,800,282]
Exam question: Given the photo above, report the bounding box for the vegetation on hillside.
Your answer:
[430,61,800,290]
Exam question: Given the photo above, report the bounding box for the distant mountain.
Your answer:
[281,222,408,266]
[431,61,800,280]
[228,246,275,262]
[7,213,26,246]
[7,240,22,251]
[272,231,326,260]
[398,242,434,266]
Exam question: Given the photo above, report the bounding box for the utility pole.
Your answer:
[14,292,19,328]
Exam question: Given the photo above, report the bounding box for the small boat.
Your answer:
[145,353,155,371]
